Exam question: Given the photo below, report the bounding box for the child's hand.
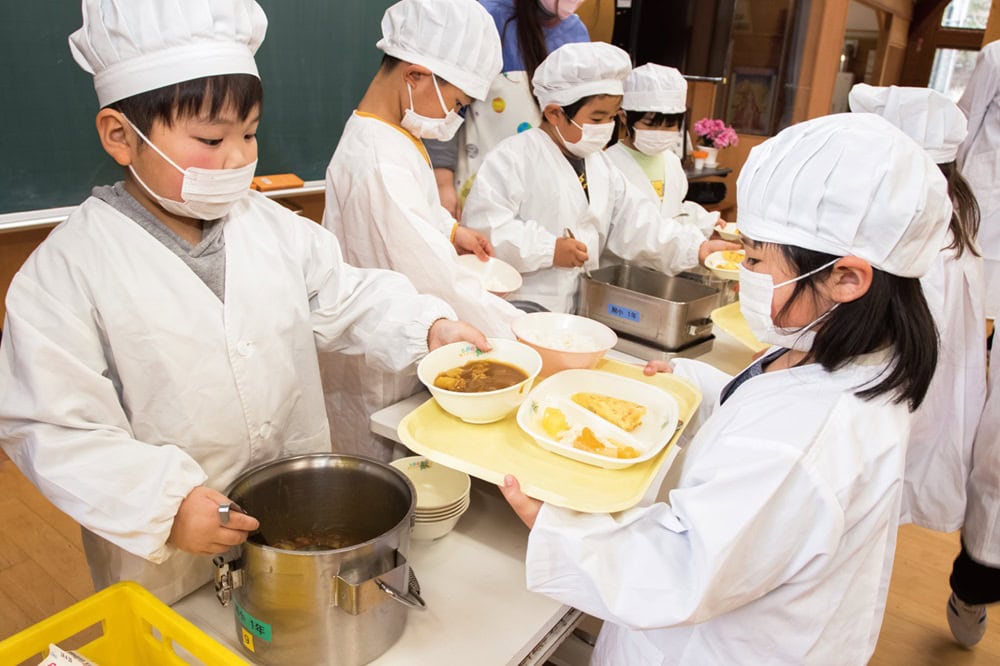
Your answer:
[428,319,491,352]
[553,237,588,268]
[642,360,674,375]
[453,226,494,261]
[168,486,259,555]
[499,474,541,528]
[698,239,742,264]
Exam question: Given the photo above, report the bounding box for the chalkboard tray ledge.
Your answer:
[0,180,326,235]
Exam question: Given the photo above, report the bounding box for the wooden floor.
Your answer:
[1,450,998,663]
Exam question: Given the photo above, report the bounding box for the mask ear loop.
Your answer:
[771,256,842,337]
[120,114,185,175]
[430,74,451,116]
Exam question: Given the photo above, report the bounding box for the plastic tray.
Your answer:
[0,582,247,666]
[397,358,700,513]
[711,301,768,353]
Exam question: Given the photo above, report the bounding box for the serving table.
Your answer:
[172,330,754,664]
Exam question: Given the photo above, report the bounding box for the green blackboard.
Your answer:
[0,1,394,215]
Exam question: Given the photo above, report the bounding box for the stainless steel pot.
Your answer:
[580,264,721,351]
[213,454,424,665]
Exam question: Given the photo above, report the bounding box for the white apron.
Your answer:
[324,113,520,459]
[903,247,986,531]
[965,338,1000,566]
[527,352,909,664]
[604,142,720,236]
[0,193,451,602]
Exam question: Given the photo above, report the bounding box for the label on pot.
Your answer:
[608,303,641,323]
[235,602,273,643]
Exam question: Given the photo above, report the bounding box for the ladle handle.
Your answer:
[376,573,427,611]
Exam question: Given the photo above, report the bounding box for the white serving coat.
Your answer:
[965,335,1000,566]
[957,41,1000,317]
[526,351,909,664]
[323,112,520,460]
[605,142,720,236]
[463,128,705,313]
[0,192,453,604]
[903,246,986,531]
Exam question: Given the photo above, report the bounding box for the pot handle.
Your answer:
[687,317,714,338]
[334,551,427,614]
[376,567,426,611]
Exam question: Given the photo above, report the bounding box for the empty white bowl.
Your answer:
[511,313,617,376]
[456,255,523,296]
[390,456,471,510]
[417,338,542,424]
[716,222,741,242]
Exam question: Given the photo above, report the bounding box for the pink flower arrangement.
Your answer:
[693,118,739,149]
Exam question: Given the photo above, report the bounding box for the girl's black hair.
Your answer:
[938,161,981,258]
[109,74,263,135]
[505,0,549,85]
[770,243,938,412]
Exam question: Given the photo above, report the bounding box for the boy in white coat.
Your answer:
[463,42,736,314]
[322,0,524,460]
[500,114,952,664]
[0,0,484,605]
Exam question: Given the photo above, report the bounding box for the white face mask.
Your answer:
[538,0,584,20]
[633,128,683,157]
[556,117,615,158]
[124,117,256,220]
[400,74,465,142]
[738,258,840,352]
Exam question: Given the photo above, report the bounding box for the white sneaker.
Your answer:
[947,593,987,648]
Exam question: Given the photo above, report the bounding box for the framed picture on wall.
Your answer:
[727,67,778,135]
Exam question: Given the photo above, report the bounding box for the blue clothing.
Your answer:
[481,0,590,73]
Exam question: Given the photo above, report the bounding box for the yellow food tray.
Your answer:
[0,581,247,665]
[397,358,700,513]
[711,301,768,353]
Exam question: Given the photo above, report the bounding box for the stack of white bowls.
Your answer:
[390,456,471,540]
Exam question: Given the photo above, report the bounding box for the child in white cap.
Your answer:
[322,0,525,460]
[958,41,1000,320]
[851,83,997,648]
[606,63,722,236]
[500,113,952,664]
[463,42,736,313]
[0,0,485,604]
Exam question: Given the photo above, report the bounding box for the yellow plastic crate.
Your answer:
[0,582,247,666]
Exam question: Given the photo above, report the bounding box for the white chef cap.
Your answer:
[532,42,632,109]
[377,0,502,101]
[737,113,952,278]
[848,84,968,163]
[622,64,687,114]
[69,0,266,108]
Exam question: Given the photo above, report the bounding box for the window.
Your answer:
[929,48,980,101]
[940,0,991,29]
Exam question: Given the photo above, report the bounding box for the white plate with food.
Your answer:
[516,370,679,469]
[704,249,746,280]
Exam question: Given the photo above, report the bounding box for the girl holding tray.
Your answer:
[499,113,951,664]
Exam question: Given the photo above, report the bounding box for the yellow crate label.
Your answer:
[241,627,255,653]
[235,602,272,642]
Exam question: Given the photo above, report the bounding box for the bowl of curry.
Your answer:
[417,338,543,424]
